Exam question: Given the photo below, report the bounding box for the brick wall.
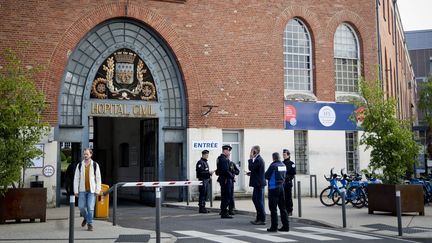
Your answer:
[1,0,412,129]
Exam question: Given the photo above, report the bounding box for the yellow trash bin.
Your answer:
[95,184,110,218]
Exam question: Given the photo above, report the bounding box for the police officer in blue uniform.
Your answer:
[265,152,289,232]
[282,149,296,216]
[216,145,234,218]
[196,150,213,213]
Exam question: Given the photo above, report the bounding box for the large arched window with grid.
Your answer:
[334,24,360,93]
[284,18,313,93]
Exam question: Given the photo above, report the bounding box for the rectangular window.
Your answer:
[345,131,359,173]
[294,130,308,174]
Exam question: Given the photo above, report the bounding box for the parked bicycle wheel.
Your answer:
[347,186,366,208]
[320,186,336,207]
[332,188,349,206]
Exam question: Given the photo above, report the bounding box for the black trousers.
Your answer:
[284,181,293,213]
[198,179,209,208]
[229,180,235,211]
[268,186,289,229]
[219,179,233,215]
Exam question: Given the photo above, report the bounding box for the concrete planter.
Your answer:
[0,188,47,223]
[368,184,424,215]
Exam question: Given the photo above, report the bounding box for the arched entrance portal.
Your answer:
[57,19,186,204]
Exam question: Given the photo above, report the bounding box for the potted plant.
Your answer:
[0,47,50,223]
[354,77,423,215]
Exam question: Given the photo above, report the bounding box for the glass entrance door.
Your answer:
[223,131,243,191]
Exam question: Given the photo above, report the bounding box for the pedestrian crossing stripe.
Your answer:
[256,228,339,241]
[174,231,249,243]
[219,229,296,242]
[174,226,382,242]
[295,227,381,240]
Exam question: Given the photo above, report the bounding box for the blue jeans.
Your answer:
[252,186,265,222]
[78,192,96,225]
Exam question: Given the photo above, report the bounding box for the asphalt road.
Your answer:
[112,203,417,243]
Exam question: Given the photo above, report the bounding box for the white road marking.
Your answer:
[256,228,340,241]
[173,230,250,243]
[295,227,382,240]
[218,229,296,242]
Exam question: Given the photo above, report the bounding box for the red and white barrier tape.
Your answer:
[121,181,203,187]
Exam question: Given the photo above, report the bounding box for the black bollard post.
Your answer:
[186,179,190,206]
[209,178,213,208]
[341,190,346,228]
[156,187,161,243]
[297,181,302,217]
[113,184,117,226]
[69,195,75,243]
[293,176,297,199]
[396,190,403,236]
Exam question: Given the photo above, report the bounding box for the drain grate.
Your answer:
[115,234,150,242]
[362,224,430,234]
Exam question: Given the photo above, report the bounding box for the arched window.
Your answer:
[284,18,313,93]
[334,24,360,93]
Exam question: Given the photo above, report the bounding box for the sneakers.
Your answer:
[81,219,87,227]
[87,224,93,231]
[250,220,265,225]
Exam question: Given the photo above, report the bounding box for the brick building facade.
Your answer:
[0,0,414,205]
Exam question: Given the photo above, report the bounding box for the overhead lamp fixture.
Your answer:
[201,104,218,117]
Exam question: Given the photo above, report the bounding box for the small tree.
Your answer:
[354,77,420,184]
[0,48,49,195]
[418,75,432,159]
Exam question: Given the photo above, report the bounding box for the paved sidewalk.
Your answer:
[165,197,432,240]
[0,206,175,243]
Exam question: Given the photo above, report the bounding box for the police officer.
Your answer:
[265,152,289,232]
[229,160,240,215]
[282,149,296,216]
[217,145,234,218]
[196,150,214,213]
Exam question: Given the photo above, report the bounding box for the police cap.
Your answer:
[222,145,232,151]
[283,149,290,155]
[202,150,209,155]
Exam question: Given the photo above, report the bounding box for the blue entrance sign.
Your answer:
[284,101,362,130]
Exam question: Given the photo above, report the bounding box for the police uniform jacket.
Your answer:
[283,159,296,181]
[196,158,211,180]
[216,154,234,183]
[265,160,286,190]
[248,155,266,187]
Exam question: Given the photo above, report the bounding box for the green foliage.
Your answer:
[418,75,432,127]
[0,48,49,194]
[354,78,420,184]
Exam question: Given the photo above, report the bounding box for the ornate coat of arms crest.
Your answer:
[91,49,157,101]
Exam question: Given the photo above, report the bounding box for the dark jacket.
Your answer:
[216,153,234,183]
[283,158,296,181]
[248,154,266,187]
[265,160,286,190]
[196,158,211,180]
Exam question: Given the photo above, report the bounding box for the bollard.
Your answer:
[209,178,213,208]
[293,176,297,199]
[314,175,318,198]
[341,190,346,228]
[186,179,190,206]
[297,181,302,217]
[69,195,75,243]
[156,187,161,243]
[113,184,117,226]
[396,190,402,236]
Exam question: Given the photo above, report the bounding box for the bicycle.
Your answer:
[319,168,340,207]
[332,169,367,208]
